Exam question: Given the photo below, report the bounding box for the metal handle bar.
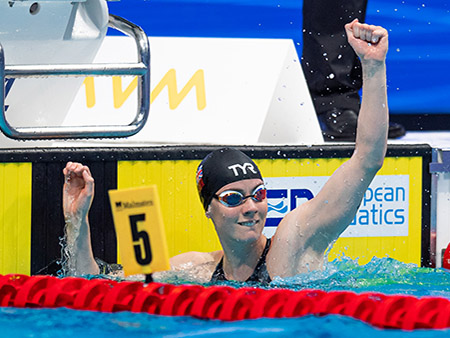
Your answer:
[0,14,150,140]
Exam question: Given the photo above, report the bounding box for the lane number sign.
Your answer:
[109,185,170,276]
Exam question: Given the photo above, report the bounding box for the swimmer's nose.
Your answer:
[241,197,258,214]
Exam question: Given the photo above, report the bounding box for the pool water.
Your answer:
[270,256,450,298]
[3,257,450,337]
[3,307,450,338]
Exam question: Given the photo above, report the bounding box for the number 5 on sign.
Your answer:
[109,186,170,276]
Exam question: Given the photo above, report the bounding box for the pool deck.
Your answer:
[324,131,450,150]
[389,131,450,150]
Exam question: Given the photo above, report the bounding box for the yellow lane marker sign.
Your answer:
[109,185,170,277]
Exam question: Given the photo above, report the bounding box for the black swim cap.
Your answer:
[196,148,263,210]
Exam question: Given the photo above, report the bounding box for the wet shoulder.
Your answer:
[170,250,223,270]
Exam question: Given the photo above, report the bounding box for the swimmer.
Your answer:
[63,20,389,283]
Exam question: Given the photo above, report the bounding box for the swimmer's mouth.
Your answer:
[238,220,259,227]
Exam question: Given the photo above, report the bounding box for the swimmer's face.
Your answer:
[208,178,268,243]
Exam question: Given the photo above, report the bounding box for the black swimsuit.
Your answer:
[210,238,272,284]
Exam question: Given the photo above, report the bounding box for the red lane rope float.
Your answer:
[1,274,450,331]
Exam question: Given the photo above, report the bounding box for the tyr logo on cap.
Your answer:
[227,163,257,176]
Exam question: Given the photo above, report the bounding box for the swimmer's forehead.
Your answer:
[216,178,264,194]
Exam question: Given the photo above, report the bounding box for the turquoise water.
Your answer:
[270,256,450,298]
[3,257,450,337]
[3,307,450,338]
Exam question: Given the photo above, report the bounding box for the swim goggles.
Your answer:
[213,184,267,207]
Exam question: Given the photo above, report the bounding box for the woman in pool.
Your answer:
[63,20,390,282]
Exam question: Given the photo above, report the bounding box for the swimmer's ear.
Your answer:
[205,206,212,219]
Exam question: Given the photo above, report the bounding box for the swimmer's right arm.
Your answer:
[62,162,99,275]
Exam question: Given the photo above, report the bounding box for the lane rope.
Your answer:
[0,274,448,330]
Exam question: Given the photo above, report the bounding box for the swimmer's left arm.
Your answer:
[309,21,388,242]
[303,21,389,250]
[269,22,389,275]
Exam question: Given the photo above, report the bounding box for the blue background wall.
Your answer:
[107,0,450,117]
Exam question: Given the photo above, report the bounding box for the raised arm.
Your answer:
[269,21,389,276]
[349,20,389,166]
[62,162,99,275]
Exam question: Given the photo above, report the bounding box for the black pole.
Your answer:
[145,274,153,283]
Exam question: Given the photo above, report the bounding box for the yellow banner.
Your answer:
[109,185,170,276]
[117,156,423,266]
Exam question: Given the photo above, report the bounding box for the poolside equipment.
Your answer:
[109,185,170,278]
[0,0,150,141]
[1,274,450,331]
[0,145,431,276]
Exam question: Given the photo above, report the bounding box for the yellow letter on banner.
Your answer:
[112,76,138,109]
[109,186,170,276]
[150,69,206,110]
[83,77,96,108]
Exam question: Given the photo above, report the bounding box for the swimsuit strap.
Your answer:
[210,238,272,284]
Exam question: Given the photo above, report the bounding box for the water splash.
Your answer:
[271,256,450,297]
[58,217,82,277]
[58,176,83,277]
[148,254,450,299]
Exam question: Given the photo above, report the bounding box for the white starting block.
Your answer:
[0,0,150,146]
[0,0,108,146]
[61,36,323,146]
[0,1,322,146]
